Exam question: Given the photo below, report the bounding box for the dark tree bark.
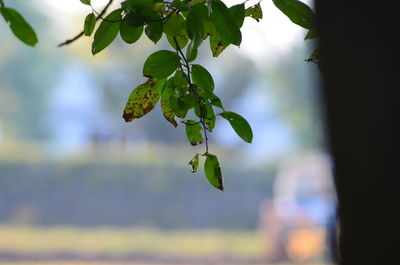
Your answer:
[316,1,400,264]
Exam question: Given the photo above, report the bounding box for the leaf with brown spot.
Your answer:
[209,25,229,57]
[161,99,178,127]
[123,79,162,122]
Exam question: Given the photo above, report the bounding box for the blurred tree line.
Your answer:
[0,160,274,229]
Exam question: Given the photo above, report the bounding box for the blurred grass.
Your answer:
[0,226,266,258]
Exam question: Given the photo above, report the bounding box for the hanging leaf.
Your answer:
[92,9,122,54]
[191,64,214,93]
[161,78,175,98]
[305,47,320,64]
[186,10,204,49]
[173,70,188,88]
[167,34,189,49]
[209,24,229,57]
[171,0,190,11]
[80,0,91,5]
[204,154,223,190]
[221,111,253,143]
[205,109,216,131]
[123,79,164,122]
[164,13,186,36]
[211,0,241,46]
[143,50,181,79]
[245,2,263,22]
[161,99,178,127]
[229,4,245,28]
[186,40,198,62]
[185,120,203,146]
[188,154,200,173]
[272,0,315,29]
[145,21,163,44]
[120,15,143,44]
[84,13,96,36]
[0,7,38,46]
[304,28,317,40]
[169,96,189,118]
[205,92,224,109]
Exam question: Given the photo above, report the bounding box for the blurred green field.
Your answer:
[0,226,330,265]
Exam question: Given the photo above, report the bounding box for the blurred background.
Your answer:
[0,0,335,265]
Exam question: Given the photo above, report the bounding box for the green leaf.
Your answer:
[190,3,209,21]
[194,102,215,131]
[120,15,143,44]
[209,25,229,57]
[171,0,189,11]
[181,92,196,109]
[161,78,175,98]
[84,13,96,37]
[186,40,198,62]
[229,4,245,28]
[211,0,241,46]
[272,0,315,29]
[221,111,253,143]
[191,64,214,93]
[305,47,320,64]
[143,50,181,79]
[304,28,317,40]
[173,70,188,88]
[145,21,163,44]
[245,3,263,22]
[0,7,38,46]
[123,78,164,122]
[204,154,223,190]
[92,9,122,54]
[185,120,203,146]
[188,154,200,173]
[122,0,160,22]
[205,108,216,131]
[169,96,189,118]
[167,34,189,49]
[164,13,189,49]
[186,10,204,48]
[205,92,223,109]
[80,0,91,5]
[122,0,153,11]
[164,13,186,36]
[153,2,166,13]
[161,99,178,127]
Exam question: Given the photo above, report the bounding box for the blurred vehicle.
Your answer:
[259,152,336,263]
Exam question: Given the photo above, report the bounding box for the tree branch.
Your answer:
[58,0,114,47]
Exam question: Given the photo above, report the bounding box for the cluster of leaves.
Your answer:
[1,0,318,190]
[0,0,38,46]
[76,0,262,190]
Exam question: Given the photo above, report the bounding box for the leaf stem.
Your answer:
[172,36,209,156]
[58,0,114,47]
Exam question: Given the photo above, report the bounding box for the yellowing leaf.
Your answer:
[123,79,162,122]
[161,99,178,127]
[188,154,200,173]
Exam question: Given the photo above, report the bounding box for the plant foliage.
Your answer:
[1,0,317,190]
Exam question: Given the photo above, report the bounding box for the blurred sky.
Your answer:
[0,0,320,165]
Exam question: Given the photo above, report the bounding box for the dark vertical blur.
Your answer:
[316,1,400,264]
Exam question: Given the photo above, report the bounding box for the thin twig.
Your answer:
[172,36,210,155]
[58,0,114,47]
